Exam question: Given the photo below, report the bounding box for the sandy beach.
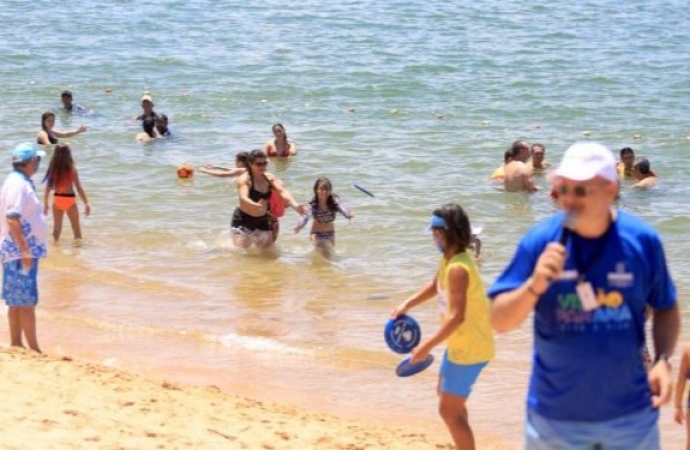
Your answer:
[0,346,468,450]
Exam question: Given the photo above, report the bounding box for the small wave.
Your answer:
[218,333,311,356]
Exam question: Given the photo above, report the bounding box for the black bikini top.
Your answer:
[248,173,272,202]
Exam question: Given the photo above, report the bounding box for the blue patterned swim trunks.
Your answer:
[2,259,39,307]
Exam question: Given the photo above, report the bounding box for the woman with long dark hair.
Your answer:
[264,123,297,157]
[42,144,90,245]
[36,112,86,146]
[230,150,304,249]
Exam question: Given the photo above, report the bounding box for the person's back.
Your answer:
[503,160,537,192]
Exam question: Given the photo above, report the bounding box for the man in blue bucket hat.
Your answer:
[0,143,48,352]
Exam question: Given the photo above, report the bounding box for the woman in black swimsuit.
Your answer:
[37,112,87,146]
[230,149,305,249]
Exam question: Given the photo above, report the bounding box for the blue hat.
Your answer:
[425,215,483,235]
[12,143,45,163]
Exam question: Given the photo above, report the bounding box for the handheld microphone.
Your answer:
[559,212,575,245]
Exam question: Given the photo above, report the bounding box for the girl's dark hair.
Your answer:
[431,203,471,254]
[41,112,55,131]
[309,177,339,212]
[272,123,288,142]
[248,149,267,164]
[235,151,249,168]
[42,144,75,188]
[142,117,156,137]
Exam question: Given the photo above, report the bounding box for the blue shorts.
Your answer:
[439,350,488,398]
[525,407,660,450]
[2,259,39,307]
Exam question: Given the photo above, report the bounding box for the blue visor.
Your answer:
[426,215,448,232]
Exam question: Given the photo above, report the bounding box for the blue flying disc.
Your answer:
[396,354,434,377]
[384,314,422,354]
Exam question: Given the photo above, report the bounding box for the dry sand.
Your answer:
[0,347,458,450]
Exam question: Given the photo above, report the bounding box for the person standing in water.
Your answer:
[264,123,297,157]
[59,90,87,115]
[390,203,494,450]
[231,150,304,249]
[42,144,91,245]
[294,178,354,257]
[36,112,87,146]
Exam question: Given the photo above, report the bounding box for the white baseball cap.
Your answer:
[552,142,617,182]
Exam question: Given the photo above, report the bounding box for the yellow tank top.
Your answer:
[436,252,495,364]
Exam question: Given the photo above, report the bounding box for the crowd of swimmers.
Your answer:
[490,139,658,195]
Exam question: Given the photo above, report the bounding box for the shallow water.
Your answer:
[2,0,689,446]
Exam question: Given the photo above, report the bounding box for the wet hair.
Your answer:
[248,149,268,164]
[272,123,288,141]
[142,117,156,137]
[509,140,529,158]
[42,144,75,189]
[633,157,651,175]
[235,151,249,168]
[61,90,72,98]
[620,147,635,158]
[41,112,56,131]
[503,149,513,163]
[531,143,545,153]
[309,177,340,213]
[431,203,472,254]
[156,114,168,123]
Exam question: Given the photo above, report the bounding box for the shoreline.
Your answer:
[0,346,474,449]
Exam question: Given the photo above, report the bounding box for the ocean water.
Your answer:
[1,0,689,446]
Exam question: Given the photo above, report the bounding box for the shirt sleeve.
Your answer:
[334,199,351,219]
[3,178,25,218]
[644,233,677,310]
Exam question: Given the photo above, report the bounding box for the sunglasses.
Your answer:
[253,161,268,167]
[557,184,588,198]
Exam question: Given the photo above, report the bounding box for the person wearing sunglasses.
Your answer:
[488,142,679,449]
[231,149,305,249]
[0,143,49,353]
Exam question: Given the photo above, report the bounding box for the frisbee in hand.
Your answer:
[384,314,421,354]
[396,354,434,377]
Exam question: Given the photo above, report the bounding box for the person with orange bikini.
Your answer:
[42,144,91,245]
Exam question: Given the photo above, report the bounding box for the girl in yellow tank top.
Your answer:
[390,203,494,450]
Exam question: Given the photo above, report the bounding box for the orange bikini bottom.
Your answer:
[54,193,76,211]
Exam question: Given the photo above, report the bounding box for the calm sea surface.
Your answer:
[2,1,689,446]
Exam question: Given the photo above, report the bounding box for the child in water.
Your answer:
[294,178,354,257]
[199,151,249,178]
[42,144,91,245]
[390,203,494,450]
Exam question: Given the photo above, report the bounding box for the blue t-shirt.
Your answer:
[487,210,676,422]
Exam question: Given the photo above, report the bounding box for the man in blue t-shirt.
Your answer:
[488,142,679,449]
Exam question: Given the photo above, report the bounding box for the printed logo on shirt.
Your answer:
[555,288,631,332]
[607,262,634,288]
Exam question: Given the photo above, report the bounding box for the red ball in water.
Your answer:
[177,164,194,179]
